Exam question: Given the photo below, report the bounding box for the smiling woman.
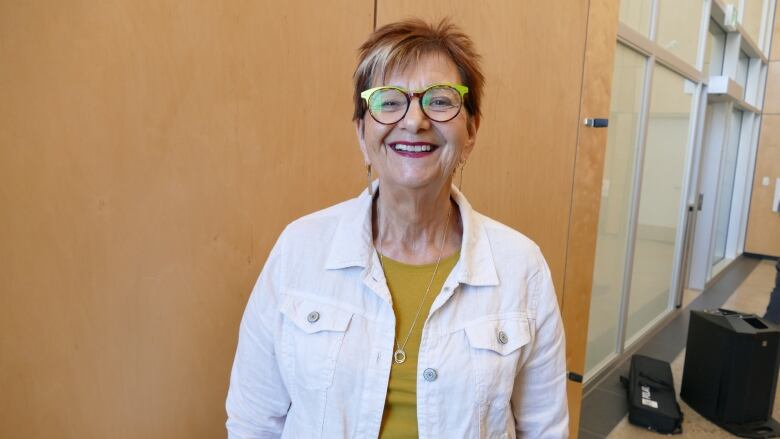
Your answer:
[226,18,568,438]
[357,53,476,217]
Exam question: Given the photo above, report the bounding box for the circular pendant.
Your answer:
[393,349,406,364]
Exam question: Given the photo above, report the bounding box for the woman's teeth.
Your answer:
[392,144,433,152]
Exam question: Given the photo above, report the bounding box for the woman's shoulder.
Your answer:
[277,195,364,245]
[470,210,547,271]
[474,211,540,252]
[287,198,355,227]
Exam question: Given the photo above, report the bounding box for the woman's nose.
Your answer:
[401,97,431,132]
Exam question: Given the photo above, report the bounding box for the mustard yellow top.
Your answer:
[378,251,460,438]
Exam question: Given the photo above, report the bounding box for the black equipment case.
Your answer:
[621,354,683,434]
[681,309,780,438]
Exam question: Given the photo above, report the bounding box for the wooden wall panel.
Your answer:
[746,113,780,256]
[0,1,371,438]
[746,5,780,257]
[1,1,617,437]
[765,61,780,113]
[561,0,622,434]
[376,1,590,297]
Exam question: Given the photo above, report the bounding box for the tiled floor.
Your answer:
[579,256,778,438]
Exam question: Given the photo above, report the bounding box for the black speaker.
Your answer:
[681,309,780,438]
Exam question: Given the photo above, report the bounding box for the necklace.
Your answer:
[375,202,453,365]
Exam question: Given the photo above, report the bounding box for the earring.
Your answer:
[367,164,374,196]
[458,161,466,192]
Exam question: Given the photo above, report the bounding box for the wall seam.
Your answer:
[561,0,593,305]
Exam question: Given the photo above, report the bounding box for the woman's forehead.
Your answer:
[374,52,460,88]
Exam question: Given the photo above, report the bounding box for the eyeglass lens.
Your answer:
[367,85,462,124]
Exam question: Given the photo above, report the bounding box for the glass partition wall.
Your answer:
[585,0,776,381]
[712,110,744,266]
[585,44,646,373]
[689,0,775,288]
[626,65,695,343]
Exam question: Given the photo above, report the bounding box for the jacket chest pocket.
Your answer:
[465,317,530,408]
[280,296,353,390]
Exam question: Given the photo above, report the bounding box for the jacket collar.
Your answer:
[325,182,499,287]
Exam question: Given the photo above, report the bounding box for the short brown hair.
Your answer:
[352,18,485,121]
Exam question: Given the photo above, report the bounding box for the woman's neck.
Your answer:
[372,181,462,264]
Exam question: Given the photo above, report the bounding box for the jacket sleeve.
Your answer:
[226,235,291,439]
[511,254,569,438]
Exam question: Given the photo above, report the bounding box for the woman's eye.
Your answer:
[381,100,404,110]
[428,98,454,108]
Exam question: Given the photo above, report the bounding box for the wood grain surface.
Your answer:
[0,1,614,437]
[0,2,370,437]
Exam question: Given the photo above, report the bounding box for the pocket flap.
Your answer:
[280,296,353,334]
[465,318,530,356]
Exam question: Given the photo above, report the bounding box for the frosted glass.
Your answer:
[703,21,726,77]
[585,44,646,374]
[742,0,765,45]
[656,0,705,66]
[620,0,653,36]
[625,65,692,343]
[712,110,743,266]
[736,50,750,95]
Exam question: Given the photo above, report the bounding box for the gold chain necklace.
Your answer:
[375,202,453,365]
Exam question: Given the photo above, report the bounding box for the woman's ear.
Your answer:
[462,115,480,161]
[355,119,370,163]
[470,115,481,133]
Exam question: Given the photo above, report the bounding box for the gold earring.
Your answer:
[458,161,466,192]
[367,164,374,196]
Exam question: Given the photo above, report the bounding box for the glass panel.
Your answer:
[585,44,647,373]
[736,50,750,96]
[620,0,653,37]
[712,110,743,266]
[742,0,765,45]
[625,65,693,343]
[656,0,705,66]
[703,20,726,77]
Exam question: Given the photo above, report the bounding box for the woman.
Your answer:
[226,19,568,438]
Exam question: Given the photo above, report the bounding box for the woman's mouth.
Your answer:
[388,142,439,157]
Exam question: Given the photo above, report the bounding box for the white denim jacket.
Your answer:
[226,186,568,438]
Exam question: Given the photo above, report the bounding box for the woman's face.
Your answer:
[356,52,478,195]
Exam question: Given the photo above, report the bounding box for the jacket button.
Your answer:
[497,331,509,345]
[423,368,438,382]
[307,311,320,323]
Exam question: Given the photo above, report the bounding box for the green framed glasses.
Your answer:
[360,83,469,125]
